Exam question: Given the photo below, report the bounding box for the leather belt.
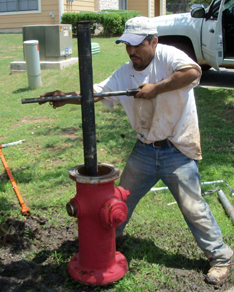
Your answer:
[152,139,169,148]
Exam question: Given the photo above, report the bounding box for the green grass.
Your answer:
[0,34,234,291]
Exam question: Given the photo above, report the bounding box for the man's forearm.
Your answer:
[154,67,201,95]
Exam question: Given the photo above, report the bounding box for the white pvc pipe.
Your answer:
[58,0,64,24]
[1,140,25,148]
[24,40,42,89]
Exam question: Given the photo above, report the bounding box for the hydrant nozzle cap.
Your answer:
[100,199,128,228]
[66,201,78,217]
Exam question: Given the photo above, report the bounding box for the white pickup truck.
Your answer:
[153,0,234,71]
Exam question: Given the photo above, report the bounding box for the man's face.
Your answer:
[126,37,158,71]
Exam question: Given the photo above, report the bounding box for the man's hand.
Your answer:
[40,90,81,108]
[134,83,157,100]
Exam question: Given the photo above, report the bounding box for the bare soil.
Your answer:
[0,214,233,292]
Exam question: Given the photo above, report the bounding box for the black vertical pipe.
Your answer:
[77,21,98,176]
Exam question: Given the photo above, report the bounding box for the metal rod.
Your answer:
[217,189,234,223]
[77,21,97,176]
[150,180,234,206]
[151,180,233,192]
[21,89,140,104]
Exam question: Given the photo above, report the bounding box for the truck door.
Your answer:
[201,0,225,71]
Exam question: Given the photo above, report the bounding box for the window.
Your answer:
[119,0,127,10]
[0,0,38,13]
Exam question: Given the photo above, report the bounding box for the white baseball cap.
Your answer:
[116,16,158,46]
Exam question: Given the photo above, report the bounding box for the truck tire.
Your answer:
[200,64,211,71]
[170,42,197,62]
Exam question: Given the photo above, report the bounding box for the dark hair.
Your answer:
[145,34,157,44]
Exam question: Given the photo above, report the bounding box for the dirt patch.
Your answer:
[59,128,81,140]
[10,118,53,130]
[18,118,51,124]
[0,215,233,292]
[0,214,79,292]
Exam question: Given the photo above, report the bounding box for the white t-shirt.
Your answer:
[93,44,202,160]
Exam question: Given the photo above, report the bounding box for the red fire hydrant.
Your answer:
[66,163,130,286]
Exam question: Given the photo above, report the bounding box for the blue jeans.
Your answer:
[116,140,233,266]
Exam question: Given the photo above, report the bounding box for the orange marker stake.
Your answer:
[0,141,30,215]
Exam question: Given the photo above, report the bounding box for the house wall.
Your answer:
[128,0,148,17]
[155,0,160,16]
[155,0,166,16]
[0,0,60,30]
[64,0,95,13]
[64,0,117,13]
[0,0,165,31]
[127,0,157,17]
[99,0,118,10]
[0,0,97,30]
[128,0,165,17]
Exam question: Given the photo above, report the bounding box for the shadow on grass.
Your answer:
[12,88,30,94]
[0,234,211,292]
[0,192,20,215]
[117,234,208,273]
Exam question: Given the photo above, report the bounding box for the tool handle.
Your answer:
[126,88,141,96]
[21,94,82,104]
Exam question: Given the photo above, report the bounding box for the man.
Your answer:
[41,16,233,285]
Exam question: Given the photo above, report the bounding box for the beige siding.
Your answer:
[0,0,60,30]
[128,0,148,17]
[64,0,95,13]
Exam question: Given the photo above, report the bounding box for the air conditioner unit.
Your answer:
[23,24,73,61]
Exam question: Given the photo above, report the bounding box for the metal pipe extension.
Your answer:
[217,189,234,223]
[77,21,97,177]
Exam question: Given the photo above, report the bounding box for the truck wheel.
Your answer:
[170,42,197,62]
[200,64,211,71]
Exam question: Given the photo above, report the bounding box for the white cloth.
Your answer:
[93,44,202,160]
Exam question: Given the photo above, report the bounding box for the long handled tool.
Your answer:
[21,88,141,104]
[0,140,30,215]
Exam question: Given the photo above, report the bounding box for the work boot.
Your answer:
[205,258,232,285]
